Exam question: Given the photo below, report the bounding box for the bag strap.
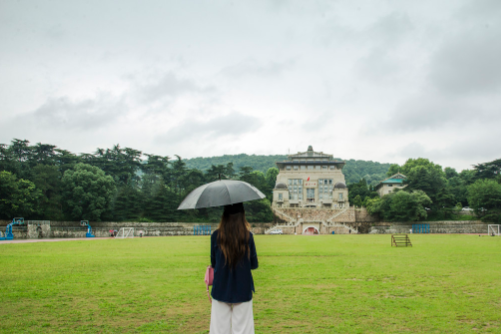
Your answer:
[206,266,212,304]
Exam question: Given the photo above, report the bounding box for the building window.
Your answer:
[301,165,306,170]
[322,165,328,169]
[308,165,313,170]
[286,166,291,170]
[315,166,321,170]
[278,193,283,200]
[288,179,302,200]
[318,179,333,199]
[339,193,343,200]
[293,165,298,170]
[330,166,335,169]
[306,188,315,202]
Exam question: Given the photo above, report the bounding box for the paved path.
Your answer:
[0,237,112,245]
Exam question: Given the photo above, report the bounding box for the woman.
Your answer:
[210,202,258,334]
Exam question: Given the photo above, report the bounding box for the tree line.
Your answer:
[0,139,277,222]
[2,138,500,224]
[348,157,501,222]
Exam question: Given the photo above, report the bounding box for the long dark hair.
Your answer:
[217,204,251,268]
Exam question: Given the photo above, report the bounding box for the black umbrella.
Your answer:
[177,179,265,210]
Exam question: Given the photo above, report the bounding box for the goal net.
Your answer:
[488,225,500,236]
[115,227,134,239]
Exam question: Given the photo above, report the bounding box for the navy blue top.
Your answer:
[210,230,258,303]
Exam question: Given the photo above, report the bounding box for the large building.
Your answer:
[272,146,349,209]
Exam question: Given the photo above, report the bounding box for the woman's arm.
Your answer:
[249,233,258,270]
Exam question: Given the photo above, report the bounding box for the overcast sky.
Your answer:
[1,0,500,171]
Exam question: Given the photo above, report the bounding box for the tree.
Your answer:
[265,167,279,189]
[387,190,431,221]
[352,195,363,208]
[8,139,32,178]
[31,143,57,166]
[445,167,459,179]
[30,165,64,220]
[55,149,81,174]
[367,190,431,222]
[0,171,41,219]
[386,164,401,177]
[396,158,448,211]
[205,164,227,182]
[225,162,236,179]
[61,163,116,221]
[348,179,371,205]
[473,158,501,181]
[467,179,501,222]
[111,185,144,221]
[244,199,274,222]
[143,179,179,222]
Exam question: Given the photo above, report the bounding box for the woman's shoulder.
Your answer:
[211,229,219,239]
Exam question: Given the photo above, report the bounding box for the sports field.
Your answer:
[1,235,500,333]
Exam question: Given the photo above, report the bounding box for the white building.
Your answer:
[375,173,407,197]
[272,146,349,209]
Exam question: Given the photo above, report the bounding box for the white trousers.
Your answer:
[210,299,255,334]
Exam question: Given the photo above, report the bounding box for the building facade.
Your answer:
[272,146,349,209]
[375,173,407,197]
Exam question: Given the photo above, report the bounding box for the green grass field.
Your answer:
[1,235,501,333]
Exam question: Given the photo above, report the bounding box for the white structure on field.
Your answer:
[488,224,500,236]
[116,227,135,239]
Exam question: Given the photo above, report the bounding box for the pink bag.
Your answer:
[204,266,214,303]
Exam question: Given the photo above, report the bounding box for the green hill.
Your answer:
[184,154,391,186]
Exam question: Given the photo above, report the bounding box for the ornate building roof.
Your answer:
[275,182,288,190]
[276,145,345,168]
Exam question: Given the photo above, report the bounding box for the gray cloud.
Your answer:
[157,112,262,144]
[367,12,414,45]
[429,28,501,95]
[382,91,501,131]
[378,3,501,133]
[455,0,501,22]
[2,0,501,172]
[393,133,501,166]
[17,94,126,130]
[137,72,215,103]
[220,59,295,78]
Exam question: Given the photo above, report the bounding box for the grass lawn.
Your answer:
[1,235,501,333]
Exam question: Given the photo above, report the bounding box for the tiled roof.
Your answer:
[381,178,404,184]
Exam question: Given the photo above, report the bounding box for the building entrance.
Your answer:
[303,226,319,235]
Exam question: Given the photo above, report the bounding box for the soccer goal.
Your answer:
[488,225,500,236]
[115,227,134,239]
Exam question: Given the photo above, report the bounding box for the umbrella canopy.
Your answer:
[177,179,265,210]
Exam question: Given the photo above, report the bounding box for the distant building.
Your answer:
[272,146,348,209]
[375,173,407,197]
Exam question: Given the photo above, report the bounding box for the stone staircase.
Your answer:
[326,208,349,223]
[267,207,357,234]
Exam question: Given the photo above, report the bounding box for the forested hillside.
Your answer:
[0,139,275,223]
[184,154,286,175]
[185,154,391,186]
